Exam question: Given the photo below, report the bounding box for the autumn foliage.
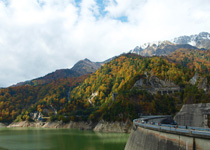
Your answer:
[0,49,210,123]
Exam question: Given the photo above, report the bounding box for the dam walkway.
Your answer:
[133,117,210,139]
[125,116,210,150]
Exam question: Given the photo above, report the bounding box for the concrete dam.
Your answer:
[125,116,210,150]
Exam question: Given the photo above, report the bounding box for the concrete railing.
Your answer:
[133,119,210,139]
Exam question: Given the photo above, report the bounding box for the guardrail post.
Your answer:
[189,130,192,135]
[133,124,137,131]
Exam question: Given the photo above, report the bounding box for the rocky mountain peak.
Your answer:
[129,40,196,56]
[198,32,210,39]
[129,32,209,56]
[84,58,91,62]
[172,32,210,49]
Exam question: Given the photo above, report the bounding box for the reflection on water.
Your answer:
[0,128,128,150]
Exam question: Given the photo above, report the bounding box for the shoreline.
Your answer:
[1,120,132,133]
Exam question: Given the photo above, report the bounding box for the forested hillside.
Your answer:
[0,75,88,122]
[0,49,210,123]
[14,58,104,87]
[167,49,210,73]
[66,52,210,122]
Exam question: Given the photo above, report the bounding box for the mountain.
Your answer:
[68,53,210,122]
[15,69,80,86]
[129,32,210,56]
[14,32,209,86]
[13,58,106,86]
[129,41,198,56]
[1,51,210,124]
[1,32,210,125]
[71,58,103,75]
[71,57,117,75]
[172,32,210,49]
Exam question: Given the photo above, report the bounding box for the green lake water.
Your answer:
[0,128,129,150]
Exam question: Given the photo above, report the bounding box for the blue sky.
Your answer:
[0,0,210,87]
[74,0,127,22]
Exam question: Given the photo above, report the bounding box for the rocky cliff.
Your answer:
[129,32,210,56]
[172,32,210,49]
[0,123,6,128]
[130,41,198,56]
[190,72,209,92]
[71,58,103,75]
[133,74,180,94]
[93,120,132,133]
[7,120,132,133]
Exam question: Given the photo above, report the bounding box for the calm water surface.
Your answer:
[0,128,128,150]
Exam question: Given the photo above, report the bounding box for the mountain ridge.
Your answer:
[13,58,108,87]
[13,32,210,87]
[71,58,103,76]
[129,32,209,56]
[0,49,210,125]
[172,32,210,49]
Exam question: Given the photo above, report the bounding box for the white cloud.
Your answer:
[0,0,210,87]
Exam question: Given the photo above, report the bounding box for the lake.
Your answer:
[0,128,129,150]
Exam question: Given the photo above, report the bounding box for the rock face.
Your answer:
[88,91,98,105]
[133,75,180,95]
[7,121,94,129]
[172,32,210,49]
[174,103,210,128]
[7,121,46,128]
[129,32,210,57]
[93,120,132,133]
[190,72,209,92]
[7,120,132,133]
[0,123,6,127]
[199,78,208,92]
[71,58,103,75]
[129,41,198,56]
[190,72,199,85]
[67,121,95,130]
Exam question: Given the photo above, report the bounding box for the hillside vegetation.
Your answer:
[0,75,88,122]
[0,49,210,123]
[167,49,210,73]
[66,52,210,122]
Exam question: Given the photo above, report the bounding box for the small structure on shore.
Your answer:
[133,74,180,95]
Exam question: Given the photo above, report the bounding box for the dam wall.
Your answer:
[174,103,210,128]
[125,124,210,150]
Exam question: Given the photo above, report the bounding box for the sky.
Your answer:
[0,0,210,87]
